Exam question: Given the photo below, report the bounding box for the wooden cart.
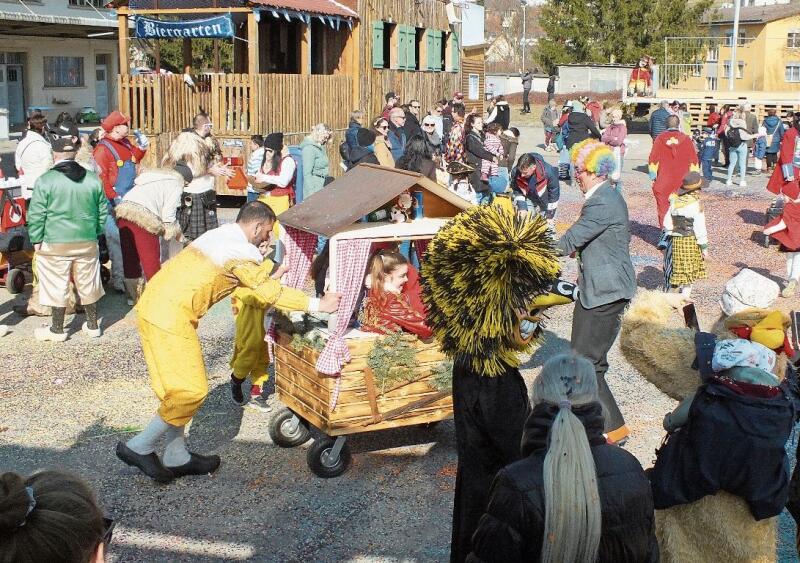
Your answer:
[268,165,471,477]
[269,330,452,477]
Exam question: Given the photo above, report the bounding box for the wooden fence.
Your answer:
[118,73,353,136]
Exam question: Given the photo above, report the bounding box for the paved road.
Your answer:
[0,127,796,562]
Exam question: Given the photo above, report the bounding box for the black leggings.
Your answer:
[766,153,778,168]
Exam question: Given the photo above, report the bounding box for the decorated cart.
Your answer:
[266,164,471,477]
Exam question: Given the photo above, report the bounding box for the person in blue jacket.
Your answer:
[510,152,561,221]
[698,127,718,181]
[763,109,785,173]
[649,100,673,140]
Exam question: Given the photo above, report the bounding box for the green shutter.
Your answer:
[425,29,434,70]
[398,25,407,70]
[433,31,442,71]
[407,26,417,70]
[372,21,384,68]
[451,29,460,72]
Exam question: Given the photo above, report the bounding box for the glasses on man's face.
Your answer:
[102,517,116,545]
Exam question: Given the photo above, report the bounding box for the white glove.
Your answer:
[137,133,150,149]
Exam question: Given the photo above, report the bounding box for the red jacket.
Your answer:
[361,289,432,339]
[649,130,699,195]
[767,127,799,197]
[93,137,146,200]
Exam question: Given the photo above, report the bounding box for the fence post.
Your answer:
[153,75,163,134]
[211,74,221,131]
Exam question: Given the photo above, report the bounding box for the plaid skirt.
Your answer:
[664,235,706,287]
[179,190,219,241]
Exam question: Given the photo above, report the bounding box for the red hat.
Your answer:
[453,91,464,99]
[101,110,130,133]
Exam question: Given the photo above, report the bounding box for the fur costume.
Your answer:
[620,291,793,562]
[421,204,562,563]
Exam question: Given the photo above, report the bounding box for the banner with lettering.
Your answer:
[134,14,234,39]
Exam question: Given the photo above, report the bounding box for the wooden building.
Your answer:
[111,0,472,193]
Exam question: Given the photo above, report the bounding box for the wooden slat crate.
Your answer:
[274,331,453,437]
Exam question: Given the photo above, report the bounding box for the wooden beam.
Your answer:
[118,7,252,14]
[118,13,129,74]
[348,23,360,109]
[247,11,259,75]
[182,38,192,73]
[154,40,161,73]
[300,22,311,75]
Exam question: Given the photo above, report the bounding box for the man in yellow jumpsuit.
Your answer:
[116,201,340,482]
[229,242,288,411]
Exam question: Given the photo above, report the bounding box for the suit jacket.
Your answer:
[556,182,636,308]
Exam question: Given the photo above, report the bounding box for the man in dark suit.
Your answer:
[556,139,636,445]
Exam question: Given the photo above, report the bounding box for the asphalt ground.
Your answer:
[1,125,797,562]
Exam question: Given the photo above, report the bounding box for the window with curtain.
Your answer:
[789,32,800,49]
[786,64,800,83]
[44,56,85,87]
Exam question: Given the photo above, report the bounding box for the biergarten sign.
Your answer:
[134,14,234,39]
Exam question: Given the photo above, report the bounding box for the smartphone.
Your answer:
[683,303,700,332]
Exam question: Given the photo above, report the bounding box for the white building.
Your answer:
[0,0,123,130]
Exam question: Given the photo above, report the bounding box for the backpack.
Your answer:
[726,127,742,149]
[288,145,304,204]
[339,140,352,169]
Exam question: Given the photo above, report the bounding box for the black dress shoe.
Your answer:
[115,442,173,483]
[167,452,221,478]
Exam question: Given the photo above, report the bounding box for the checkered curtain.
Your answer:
[315,238,372,376]
[265,226,318,360]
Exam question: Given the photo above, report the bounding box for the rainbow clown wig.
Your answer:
[421,204,561,376]
[570,138,616,177]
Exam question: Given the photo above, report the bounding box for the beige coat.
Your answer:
[374,137,395,167]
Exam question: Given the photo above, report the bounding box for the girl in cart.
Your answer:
[359,250,432,339]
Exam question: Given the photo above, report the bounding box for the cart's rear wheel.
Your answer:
[7,268,25,294]
[269,408,311,448]
[307,436,351,478]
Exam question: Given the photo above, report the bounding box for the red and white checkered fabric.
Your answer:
[315,238,372,379]
[265,225,318,360]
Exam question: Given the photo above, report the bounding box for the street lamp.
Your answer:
[521,0,528,72]
[729,0,741,91]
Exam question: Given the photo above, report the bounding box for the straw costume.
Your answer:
[117,203,321,483]
[620,291,799,563]
[663,171,708,295]
[421,204,563,563]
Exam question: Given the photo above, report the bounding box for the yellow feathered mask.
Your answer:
[421,204,561,376]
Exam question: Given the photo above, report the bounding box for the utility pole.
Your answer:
[729,0,740,91]
[521,0,527,72]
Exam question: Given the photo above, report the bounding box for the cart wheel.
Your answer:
[100,266,111,286]
[7,268,25,294]
[268,408,311,448]
[307,436,351,478]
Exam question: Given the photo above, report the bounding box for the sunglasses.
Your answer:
[423,123,435,127]
[102,517,116,545]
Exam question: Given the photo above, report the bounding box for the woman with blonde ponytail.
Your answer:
[467,353,658,563]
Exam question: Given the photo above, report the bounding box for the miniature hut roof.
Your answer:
[278,164,472,238]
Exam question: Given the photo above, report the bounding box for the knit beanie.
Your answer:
[356,127,376,147]
[263,132,283,152]
[570,139,615,177]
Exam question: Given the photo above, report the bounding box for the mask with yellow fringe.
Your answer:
[421,204,562,376]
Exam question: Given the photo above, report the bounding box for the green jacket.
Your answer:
[299,137,330,198]
[27,161,108,245]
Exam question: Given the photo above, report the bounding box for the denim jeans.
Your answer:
[701,159,713,180]
[488,167,510,194]
[726,143,748,184]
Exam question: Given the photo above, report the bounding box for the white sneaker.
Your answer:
[34,327,68,342]
[0,325,8,337]
[725,180,733,187]
[739,180,747,188]
[82,322,102,338]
